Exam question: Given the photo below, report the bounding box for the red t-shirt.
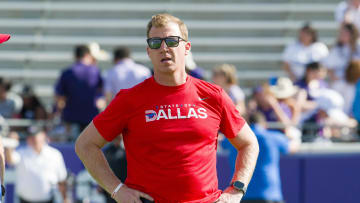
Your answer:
[93,76,245,203]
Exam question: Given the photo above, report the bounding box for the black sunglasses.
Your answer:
[147,36,186,49]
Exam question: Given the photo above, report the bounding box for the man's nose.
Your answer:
[159,40,169,51]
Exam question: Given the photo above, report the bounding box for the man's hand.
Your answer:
[113,184,154,203]
[217,187,244,203]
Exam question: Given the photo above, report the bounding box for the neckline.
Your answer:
[151,75,191,91]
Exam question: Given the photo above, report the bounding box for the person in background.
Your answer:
[332,60,360,116]
[258,78,305,127]
[104,46,151,104]
[351,66,360,137]
[323,23,360,83]
[212,64,246,116]
[54,44,105,139]
[249,78,305,142]
[19,85,48,120]
[5,125,69,203]
[242,112,299,203]
[303,88,357,142]
[0,77,17,119]
[282,24,328,81]
[295,62,328,99]
[335,0,360,32]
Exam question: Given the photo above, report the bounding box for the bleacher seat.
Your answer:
[0,0,340,107]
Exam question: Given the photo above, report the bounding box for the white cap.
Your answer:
[87,42,110,61]
[269,77,298,99]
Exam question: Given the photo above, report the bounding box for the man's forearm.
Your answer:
[58,181,67,200]
[75,141,121,195]
[231,142,259,186]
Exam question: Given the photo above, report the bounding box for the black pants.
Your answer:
[241,200,284,203]
[19,197,54,203]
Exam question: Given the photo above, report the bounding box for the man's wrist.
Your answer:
[231,180,247,195]
[111,182,124,199]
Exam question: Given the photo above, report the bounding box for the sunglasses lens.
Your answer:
[165,37,179,47]
[148,39,162,49]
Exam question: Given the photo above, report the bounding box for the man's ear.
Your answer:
[185,41,191,55]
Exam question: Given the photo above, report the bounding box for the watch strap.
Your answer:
[231,181,246,195]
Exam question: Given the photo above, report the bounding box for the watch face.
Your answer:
[233,181,245,189]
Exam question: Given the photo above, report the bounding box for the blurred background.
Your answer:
[0,0,360,202]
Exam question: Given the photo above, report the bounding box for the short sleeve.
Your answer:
[104,69,113,93]
[96,73,104,98]
[282,43,294,63]
[219,89,246,138]
[322,48,338,70]
[335,1,347,22]
[55,71,67,96]
[93,90,131,141]
[230,85,245,102]
[56,151,67,182]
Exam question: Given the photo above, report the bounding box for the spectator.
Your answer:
[295,62,328,100]
[258,78,305,126]
[212,64,246,116]
[335,0,360,33]
[104,46,151,104]
[352,70,360,136]
[282,24,328,81]
[249,78,305,142]
[323,23,360,82]
[304,88,357,141]
[5,125,69,203]
[0,77,17,118]
[242,112,299,203]
[54,44,104,139]
[332,60,360,116]
[185,51,205,80]
[19,85,48,120]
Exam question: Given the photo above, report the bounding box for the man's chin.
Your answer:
[156,64,177,72]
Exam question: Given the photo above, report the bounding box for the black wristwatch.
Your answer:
[1,185,5,196]
[231,181,246,195]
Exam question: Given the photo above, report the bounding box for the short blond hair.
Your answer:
[146,13,189,41]
[213,64,238,85]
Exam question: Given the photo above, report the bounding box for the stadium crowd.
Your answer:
[0,1,360,202]
[2,24,360,144]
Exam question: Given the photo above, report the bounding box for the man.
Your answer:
[54,44,104,139]
[0,33,11,200]
[104,46,151,104]
[242,112,299,203]
[75,13,259,203]
[5,125,69,203]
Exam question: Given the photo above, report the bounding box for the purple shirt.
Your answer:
[259,102,292,123]
[55,62,103,125]
[295,79,328,100]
